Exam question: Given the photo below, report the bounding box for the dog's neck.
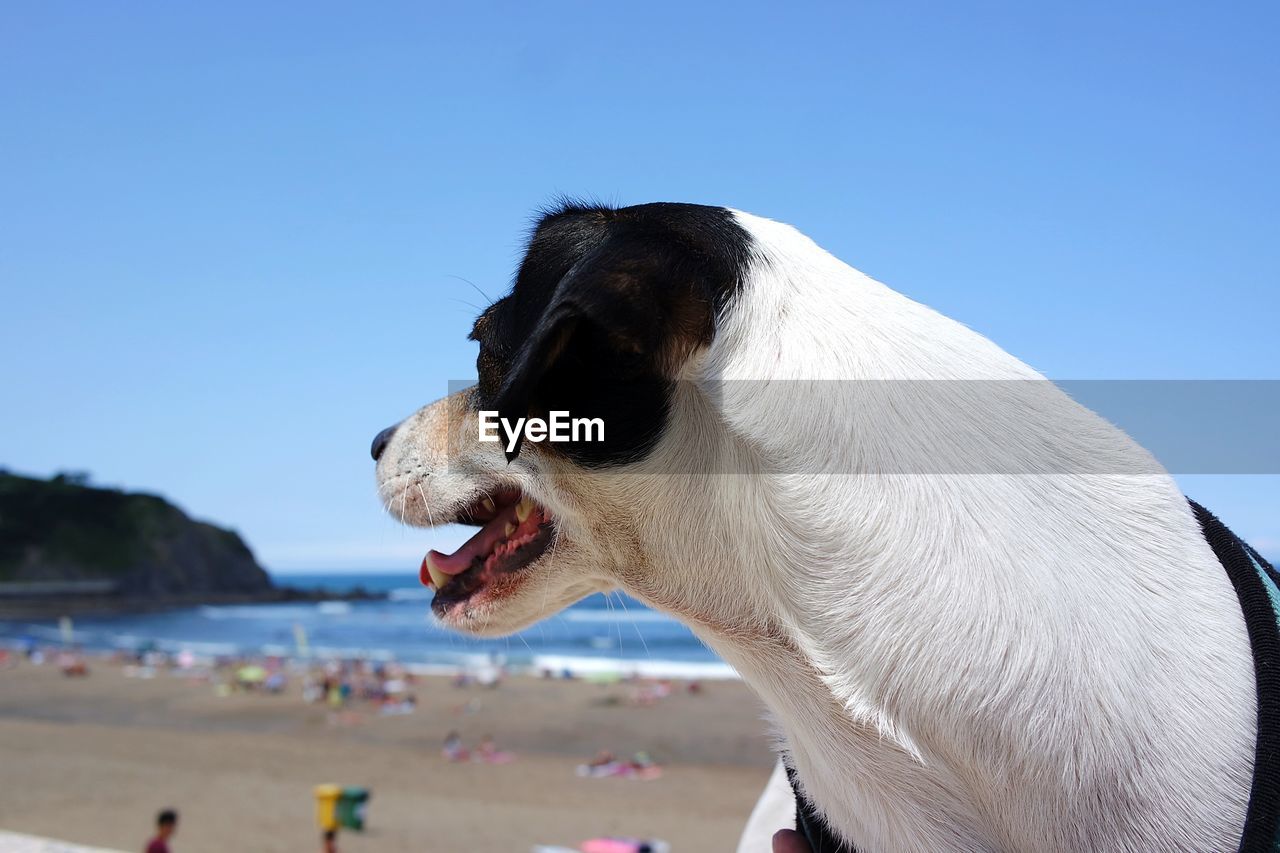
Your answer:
[609,213,1254,851]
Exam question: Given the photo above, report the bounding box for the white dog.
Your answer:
[373,202,1275,852]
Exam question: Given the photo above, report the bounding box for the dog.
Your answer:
[372,202,1272,852]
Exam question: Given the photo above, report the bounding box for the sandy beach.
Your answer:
[0,657,776,853]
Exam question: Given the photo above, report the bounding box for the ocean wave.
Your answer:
[198,605,320,621]
[315,601,352,616]
[387,587,434,602]
[529,654,740,680]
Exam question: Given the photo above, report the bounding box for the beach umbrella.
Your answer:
[237,664,267,683]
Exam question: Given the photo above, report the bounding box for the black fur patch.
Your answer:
[469,201,754,466]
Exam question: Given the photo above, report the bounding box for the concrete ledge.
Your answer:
[0,830,127,853]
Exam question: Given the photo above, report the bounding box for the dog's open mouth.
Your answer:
[421,488,555,612]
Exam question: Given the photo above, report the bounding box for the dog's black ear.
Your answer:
[490,243,690,462]
[489,305,580,462]
[485,202,752,463]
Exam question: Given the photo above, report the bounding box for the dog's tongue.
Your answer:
[420,498,540,588]
[425,507,517,578]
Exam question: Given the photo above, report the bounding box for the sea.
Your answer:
[0,573,737,679]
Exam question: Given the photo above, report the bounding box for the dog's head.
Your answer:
[372,202,754,636]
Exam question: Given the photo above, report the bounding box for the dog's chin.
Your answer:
[435,566,603,638]
[430,549,554,636]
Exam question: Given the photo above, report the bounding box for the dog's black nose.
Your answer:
[370,425,397,462]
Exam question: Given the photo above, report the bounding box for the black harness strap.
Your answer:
[785,500,1280,852]
[1190,500,1280,853]
[786,760,853,852]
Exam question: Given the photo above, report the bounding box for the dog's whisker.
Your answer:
[445,273,493,305]
[614,591,650,659]
[416,482,435,528]
[541,531,565,616]
[449,297,486,313]
[605,590,623,654]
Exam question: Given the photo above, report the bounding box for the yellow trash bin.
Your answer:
[314,784,341,831]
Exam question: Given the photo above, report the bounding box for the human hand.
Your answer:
[773,828,812,853]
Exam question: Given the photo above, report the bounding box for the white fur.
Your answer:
[377,210,1256,852]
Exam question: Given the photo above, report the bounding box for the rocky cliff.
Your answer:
[0,472,272,597]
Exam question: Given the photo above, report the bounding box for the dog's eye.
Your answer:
[468,315,489,343]
[468,296,511,344]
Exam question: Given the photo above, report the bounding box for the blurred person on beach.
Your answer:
[588,749,616,769]
[473,733,514,763]
[321,828,339,853]
[57,648,88,677]
[442,730,468,762]
[326,678,345,711]
[144,808,177,853]
[264,669,287,693]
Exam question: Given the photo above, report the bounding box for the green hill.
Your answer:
[0,471,272,597]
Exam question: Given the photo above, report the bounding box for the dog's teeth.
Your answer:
[515,498,534,522]
[482,496,496,514]
[504,521,517,536]
[425,555,450,589]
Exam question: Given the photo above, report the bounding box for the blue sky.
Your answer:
[2,2,1276,572]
